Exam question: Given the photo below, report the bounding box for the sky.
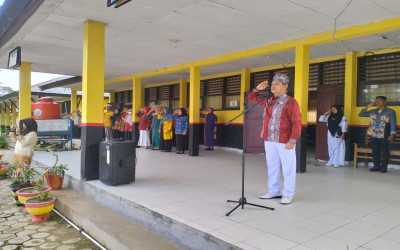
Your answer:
[0,68,64,91]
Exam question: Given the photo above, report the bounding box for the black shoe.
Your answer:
[369,167,380,172]
[380,169,387,173]
[205,148,211,150]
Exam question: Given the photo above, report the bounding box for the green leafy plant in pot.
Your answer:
[24,179,56,223]
[9,165,37,205]
[45,164,68,190]
[16,175,51,211]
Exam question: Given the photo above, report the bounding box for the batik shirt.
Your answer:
[248,89,302,144]
[359,108,397,139]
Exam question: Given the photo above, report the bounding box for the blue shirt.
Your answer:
[172,116,188,134]
[359,108,397,139]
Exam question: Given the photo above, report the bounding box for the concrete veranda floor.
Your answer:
[33,147,400,250]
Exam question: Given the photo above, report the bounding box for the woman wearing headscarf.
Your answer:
[136,106,151,148]
[200,107,218,150]
[159,107,174,152]
[146,105,163,150]
[319,104,348,167]
[172,108,188,154]
[9,118,38,166]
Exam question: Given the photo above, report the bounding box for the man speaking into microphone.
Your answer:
[248,72,302,205]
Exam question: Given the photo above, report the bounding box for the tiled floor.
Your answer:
[33,147,400,250]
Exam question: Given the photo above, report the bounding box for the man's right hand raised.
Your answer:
[256,81,269,91]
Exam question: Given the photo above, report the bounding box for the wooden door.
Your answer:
[316,84,338,161]
[245,92,266,153]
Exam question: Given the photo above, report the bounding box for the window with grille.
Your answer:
[309,59,345,106]
[250,67,294,96]
[144,84,180,109]
[114,90,132,106]
[358,52,400,106]
[186,76,241,110]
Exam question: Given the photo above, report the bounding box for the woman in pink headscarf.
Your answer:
[136,106,152,148]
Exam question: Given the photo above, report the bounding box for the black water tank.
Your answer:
[99,140,136,185]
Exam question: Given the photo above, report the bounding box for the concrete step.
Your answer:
[62,175,240,250]
[54,188,182,250]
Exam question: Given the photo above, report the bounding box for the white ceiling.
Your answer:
[1,0,400,89]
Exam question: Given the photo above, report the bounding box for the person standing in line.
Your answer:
[248,72,302,205]
[172,108,188,154]
[136,106,151,148]
[200,108,218,150]
[160,107,174,152]
[103,104,114,141]
[359,96,397,173]
[147,105,163,150]
[71,109,82,139]
[123,109,133,140]
[319,104,348,167]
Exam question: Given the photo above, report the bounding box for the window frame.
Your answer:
[357,52,400,106]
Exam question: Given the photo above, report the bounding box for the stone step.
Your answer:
[53,188,182,250]
[60,175,239,250]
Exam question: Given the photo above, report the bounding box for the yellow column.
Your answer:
[344,52,358,125]
[11,103,17,125]
[108,91,115,103]
[240,68,251,112]
[132,77,142,123]
[0,106,4,130]
[294,44,310,126]
[71,89,78,112]
[179,79,187,108]
[189,65,200,124]
[19,62,31,120]
[81,20,105,126]
[5,104,10,128]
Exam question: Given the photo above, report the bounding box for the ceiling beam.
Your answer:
[104,16,400,85]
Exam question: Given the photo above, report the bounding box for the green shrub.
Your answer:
[0,134,8,149]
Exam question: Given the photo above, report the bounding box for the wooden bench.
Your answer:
[353,128,400,168]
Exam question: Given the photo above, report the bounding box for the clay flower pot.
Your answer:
[24,196,56,222]
[45,173,65,190]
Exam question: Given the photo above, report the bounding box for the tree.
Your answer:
[0,82,14,96]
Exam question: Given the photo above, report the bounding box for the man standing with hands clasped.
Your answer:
[248,72,302,205]
[359,96,397,173]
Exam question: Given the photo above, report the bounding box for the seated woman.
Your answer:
[9,118,38,167]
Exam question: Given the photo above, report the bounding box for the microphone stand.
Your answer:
[225,94,274,216]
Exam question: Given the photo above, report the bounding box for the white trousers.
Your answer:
[327,132,345,166]
[138,130,151,146]
[264,141,297,197]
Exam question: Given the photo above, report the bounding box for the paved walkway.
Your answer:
[0,146,101,250]
[0,178,101,250]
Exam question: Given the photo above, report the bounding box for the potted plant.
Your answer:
[8,166,37,205]
[16,178,51,209]
[45,164,69,190]
[0,162,9,177]
[24,179,56,222]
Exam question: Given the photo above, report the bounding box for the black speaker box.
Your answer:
[99,140,136,186]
